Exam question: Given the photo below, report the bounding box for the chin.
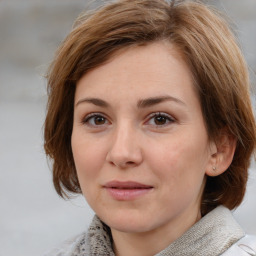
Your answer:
[110,222,153,234]
[99,211,155,233]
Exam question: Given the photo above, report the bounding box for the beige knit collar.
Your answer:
[86,206,244,256]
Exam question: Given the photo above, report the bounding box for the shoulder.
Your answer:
[221,235,256,256]
[42,232,89,256]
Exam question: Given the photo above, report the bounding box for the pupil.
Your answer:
[95,116,105,125]
[155,116,166,125]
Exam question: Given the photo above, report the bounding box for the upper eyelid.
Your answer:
[82,112,110,124]
[146,112,175,120]
[142,112,176,128]
[83,112,107,119]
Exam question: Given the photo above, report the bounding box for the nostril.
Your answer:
[117,161,135,168]
[127,161,135,165]
[109,160,137,169]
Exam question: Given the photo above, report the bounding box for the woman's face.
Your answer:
[72,42,215,236]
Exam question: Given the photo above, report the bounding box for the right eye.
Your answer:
[82,113,109,127]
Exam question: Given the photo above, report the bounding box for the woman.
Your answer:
[44,0,256,255]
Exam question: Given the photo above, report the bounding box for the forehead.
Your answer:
[75,42,198,106]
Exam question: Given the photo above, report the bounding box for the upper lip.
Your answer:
[103,181,153,189]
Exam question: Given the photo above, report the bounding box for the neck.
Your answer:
[111,209,201,256]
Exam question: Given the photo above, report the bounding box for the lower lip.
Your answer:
[105,188,153,201]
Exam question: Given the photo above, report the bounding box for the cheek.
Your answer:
[147,134,209,186]
[148,140,207,211]
[71,133,105,189]
[72,137,106,207]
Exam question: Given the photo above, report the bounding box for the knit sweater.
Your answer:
[43,206,252,256]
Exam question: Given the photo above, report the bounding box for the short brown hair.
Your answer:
[44,0,256,214]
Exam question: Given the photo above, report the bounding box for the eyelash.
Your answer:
[146,112,175,127]
[82,112,109,127]
[81,112,175,128]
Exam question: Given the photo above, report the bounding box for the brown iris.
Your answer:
[154,116,168,125]
[94,116,106,125]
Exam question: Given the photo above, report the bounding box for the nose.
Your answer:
[106,124,143,169]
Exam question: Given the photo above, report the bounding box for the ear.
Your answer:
[206,129,237,177]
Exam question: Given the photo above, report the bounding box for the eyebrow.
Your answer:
[75,95,185,108]
[76,98,110,108]
[137,95,186,108]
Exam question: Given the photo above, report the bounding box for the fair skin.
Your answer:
[71,42,232,256]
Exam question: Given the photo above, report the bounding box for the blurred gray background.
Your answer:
[0,0,255,255]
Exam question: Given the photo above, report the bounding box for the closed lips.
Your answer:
[104,181,153,189]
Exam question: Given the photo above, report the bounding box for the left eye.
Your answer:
[146,112,174,126]
[83,114,109,126]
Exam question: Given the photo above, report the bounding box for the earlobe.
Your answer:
[206,131,237,177]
